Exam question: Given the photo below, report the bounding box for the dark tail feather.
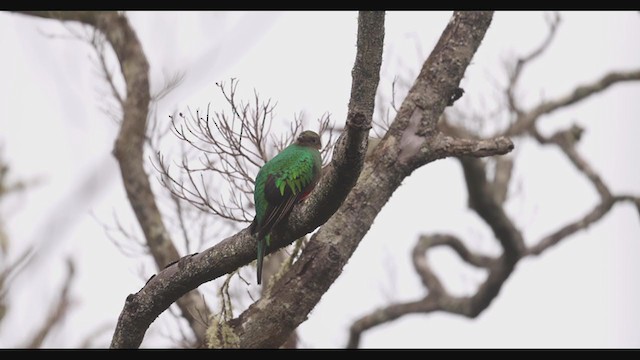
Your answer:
[257,237,264,285]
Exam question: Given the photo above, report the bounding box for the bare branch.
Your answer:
[16,11,101,24]
[506,12,561,114]
[428,134,514,160]
[152,81,339,226]
[348,232,503,348]
[14,10,208,347]
[460,157,525,258]
[412,236,446,296]
[418,234,496,269]
[346,157,522,348]
[528,200,616,256]
[526,124,638,257]
[533,125,610,200]
[348,32,640,346]
[347,298,439,349]
[90,28,125,109]
[491,156,514,205]
[507,69,640,136]
[526,124,620,256]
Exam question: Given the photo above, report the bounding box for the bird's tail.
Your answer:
[256,235,268,285]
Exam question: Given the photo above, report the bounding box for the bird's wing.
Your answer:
[257,174,302,240]
[257,155,317,239]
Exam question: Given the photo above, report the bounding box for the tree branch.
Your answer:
[348,121,632,348]
[84,11,387,349]
[347,24,640,344]
[14,11,208,347]
[16,10,511,349]
[346,157,523,348]
[347,228,512,348]
[506,12,561,114]
[506,69,640,136]
[460,157,526,258]
[418,234,497,269]
[526,124,624,256]
[225,11,500,349]
[217,11,386,348]
[426,134,514,161]
[347,297,439,349]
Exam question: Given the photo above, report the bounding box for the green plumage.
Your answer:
[250,131,322,285]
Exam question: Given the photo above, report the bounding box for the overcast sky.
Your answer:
[0,11,638,348]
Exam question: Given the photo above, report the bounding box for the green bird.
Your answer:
[250,130,323,285]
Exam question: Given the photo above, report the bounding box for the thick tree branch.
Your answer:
[444,158,523,317]
[217,11,386,348]
[460,157,526,258]
[224,11,500,349]
[426,134,514,162]
[375,12,498,173]
[14,11,208,347]
[294,10,386,225]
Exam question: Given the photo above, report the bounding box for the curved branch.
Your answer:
[527,199,616,256]
[347,298,439,349]
[507,69,640,136]
[534,125,610,200]
[347,230,510,349]
[412,237,445,295]
[14,11,208,347]
[347,154,523,348]
[526,124,629,256]
[460,157,525,258]
[418,234,497,269]
[507,12,561,114]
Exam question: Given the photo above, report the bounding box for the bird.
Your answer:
[250,130,323,285]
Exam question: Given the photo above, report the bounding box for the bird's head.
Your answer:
[295,130,322,150]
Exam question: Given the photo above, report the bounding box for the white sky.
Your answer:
[0,11,638,348]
